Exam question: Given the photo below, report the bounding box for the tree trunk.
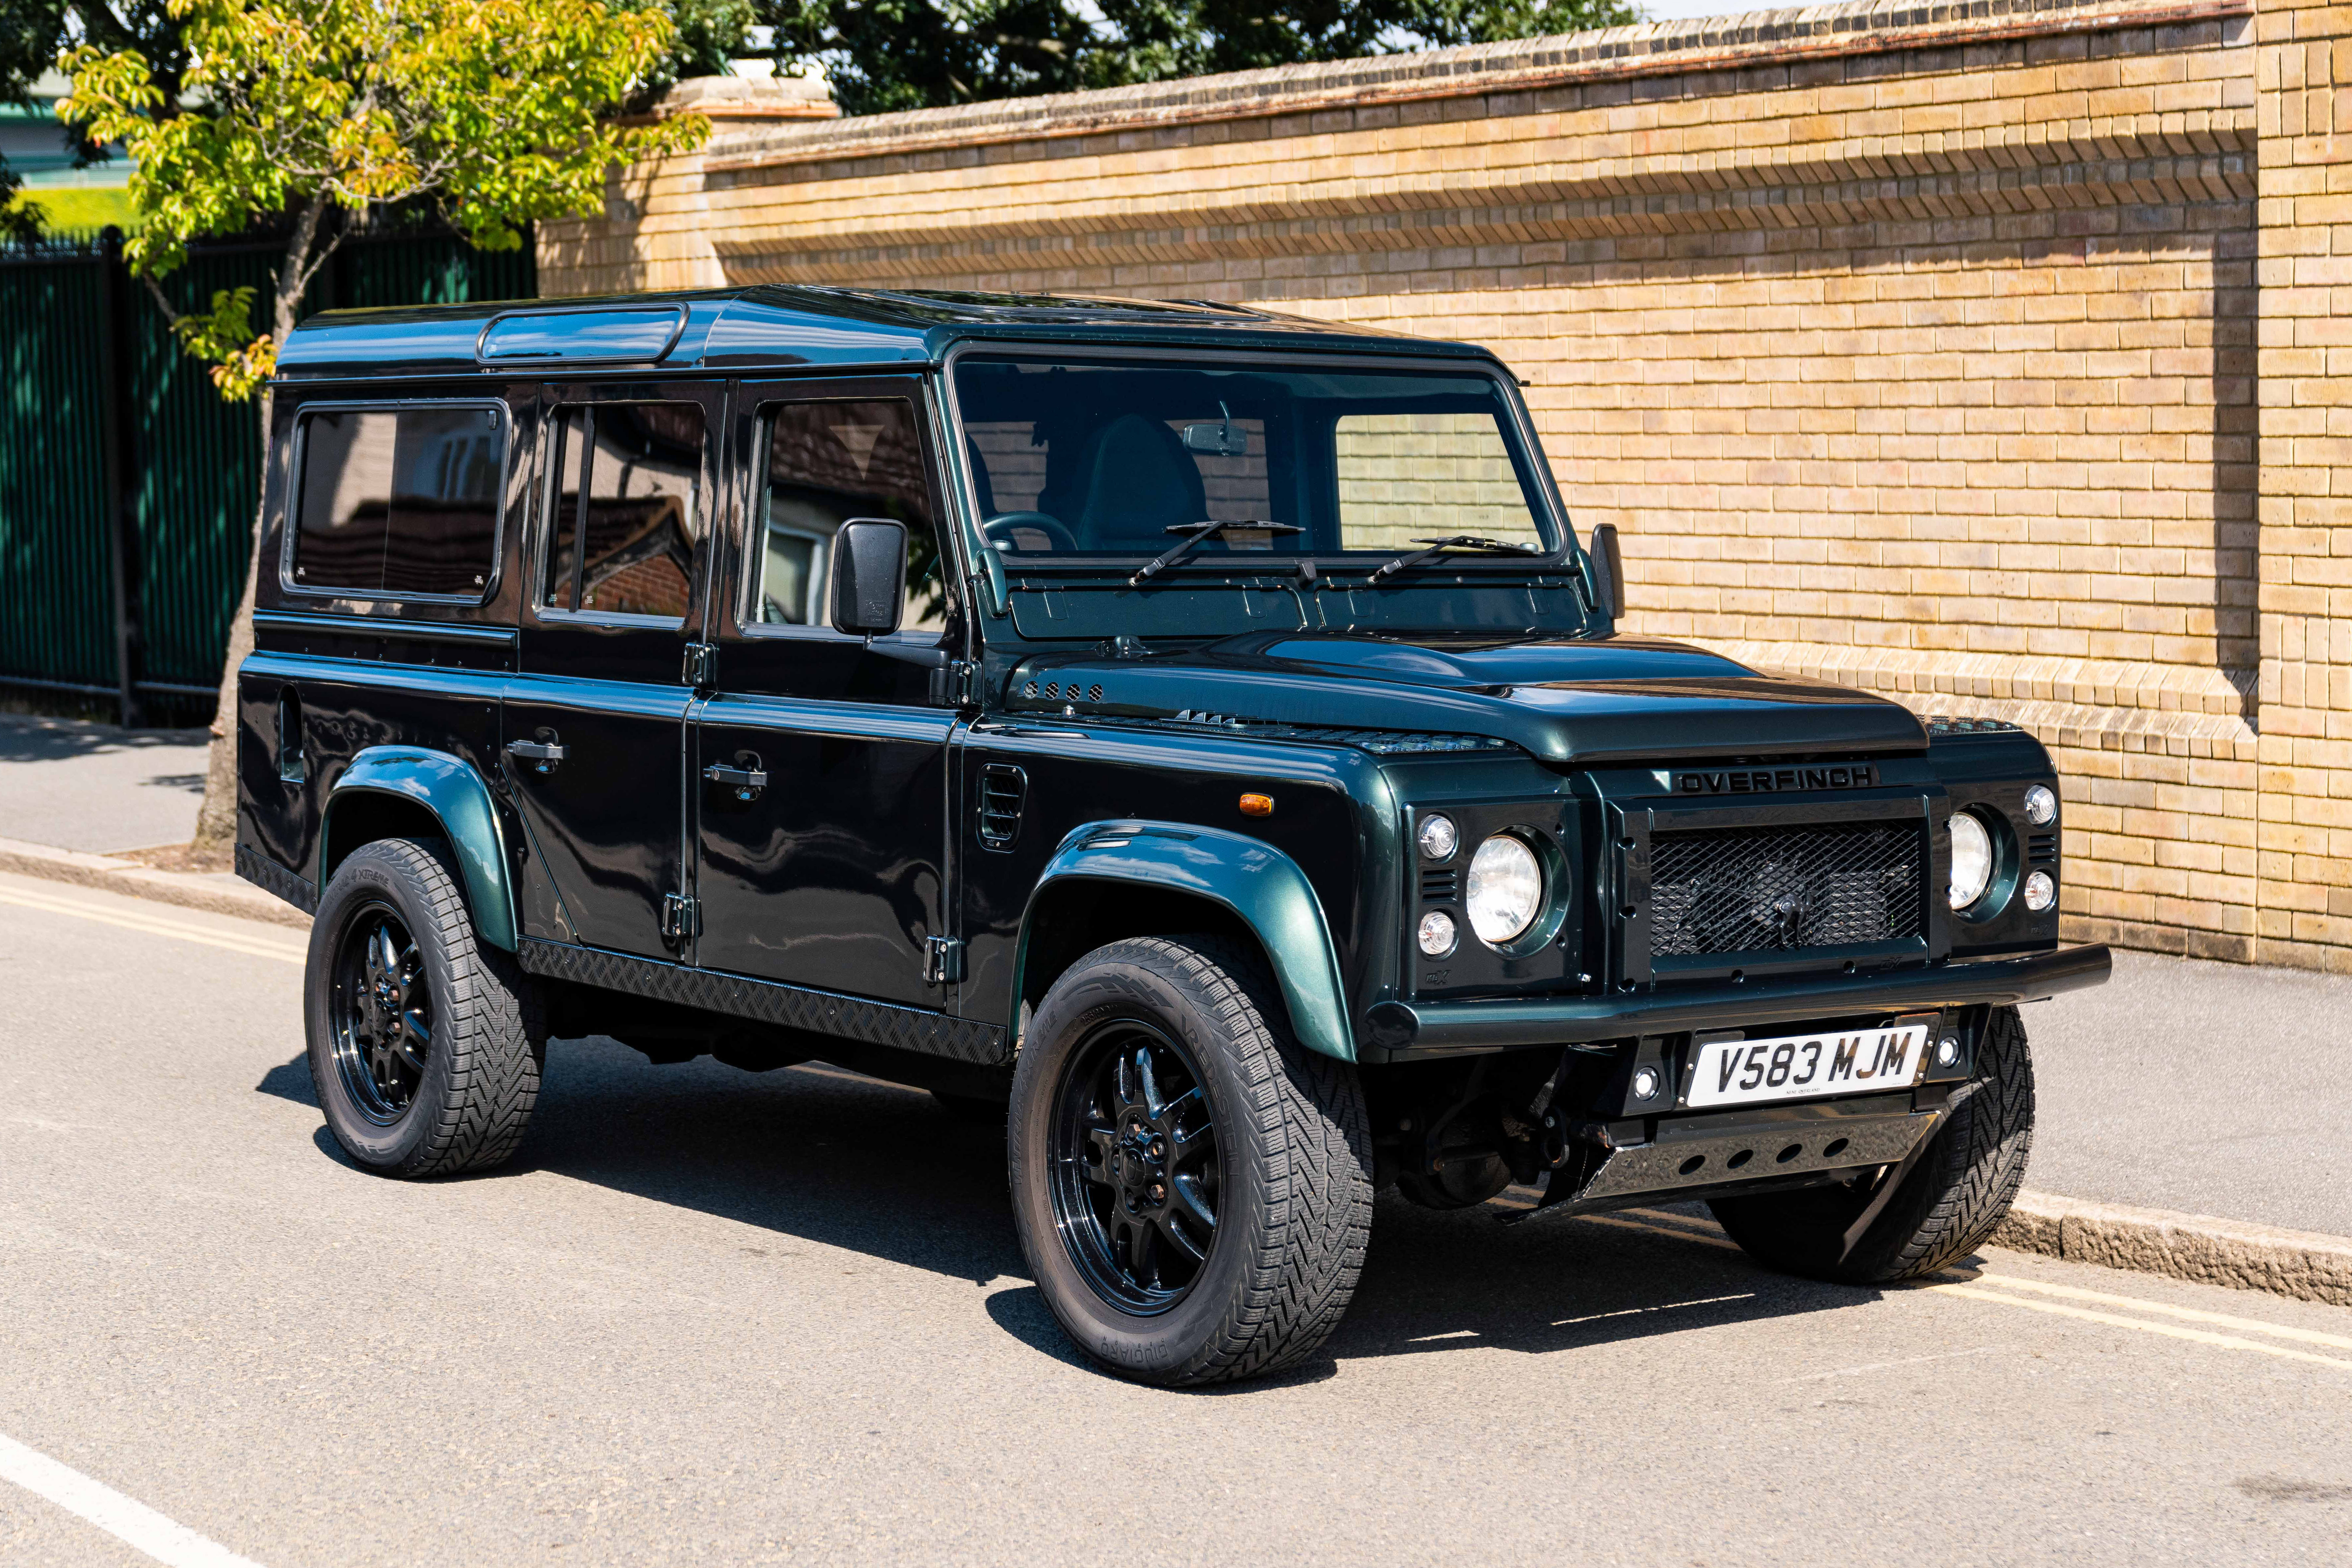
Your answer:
[191,202,324,852]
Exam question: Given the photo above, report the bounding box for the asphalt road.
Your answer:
[4,869,2351,1566]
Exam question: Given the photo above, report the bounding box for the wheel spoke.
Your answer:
[1155,1210,1207,1264]
[391,1015,429,1073]
[1134,1047,1167,1120]
[1111,1045,1139,1111]
[1170,1172,1217,1233]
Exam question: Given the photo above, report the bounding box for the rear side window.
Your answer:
[293,406,504,598]
[540,402,707,623]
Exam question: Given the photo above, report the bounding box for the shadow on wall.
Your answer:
[259,1036,1879,1378]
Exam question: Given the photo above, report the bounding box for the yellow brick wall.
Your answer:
[544,0,2352,972]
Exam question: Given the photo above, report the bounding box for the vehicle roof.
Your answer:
[272,285,1502,381]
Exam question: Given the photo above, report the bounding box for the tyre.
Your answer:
[305,837,542,1178]
[1007,936,1373,1386]
[1709,1005,2035,1284]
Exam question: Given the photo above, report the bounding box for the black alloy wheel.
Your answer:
[330,902,432,1125]
[1049,1022,1222,1313]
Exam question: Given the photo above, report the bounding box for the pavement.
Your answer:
[3,869,2351,1567]
[0,713,212,855]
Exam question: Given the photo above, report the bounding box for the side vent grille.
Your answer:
[977,764,1027,851]
[2027,831,2058,864]
[1420,869,1459,903]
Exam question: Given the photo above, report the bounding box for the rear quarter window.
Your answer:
[292,404,506,599]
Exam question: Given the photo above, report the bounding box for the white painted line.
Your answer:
[1924,1284,2352,1373]
[0,886,305,964]
[1969,1271,2352,1352]
[0,1430,265,1567]
[1777,1346,2000,1383]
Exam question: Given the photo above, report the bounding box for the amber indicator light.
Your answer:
[1238,793,1275,817]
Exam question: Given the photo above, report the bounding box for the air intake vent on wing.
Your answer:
[977,764,1027,850]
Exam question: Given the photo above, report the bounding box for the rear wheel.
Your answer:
[305,837,542,1178]
[1008,936,1372,1385]
[1709,1005,2035,1283]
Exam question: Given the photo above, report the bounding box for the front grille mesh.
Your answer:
[1649,820,1924,960]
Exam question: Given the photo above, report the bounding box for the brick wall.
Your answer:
[544,0,2352,973]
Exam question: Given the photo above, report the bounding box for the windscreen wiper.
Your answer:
[1366,534,1543,585]
[1129,519,1306,586]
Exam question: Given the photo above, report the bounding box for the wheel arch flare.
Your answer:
[317,746,519,952]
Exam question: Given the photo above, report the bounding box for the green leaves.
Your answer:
[56,0,711,397]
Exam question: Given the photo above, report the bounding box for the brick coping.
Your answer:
[701,0,2250,171]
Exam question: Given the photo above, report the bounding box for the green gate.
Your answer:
[0,226,536,724]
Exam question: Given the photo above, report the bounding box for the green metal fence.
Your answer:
[0,226,535,724]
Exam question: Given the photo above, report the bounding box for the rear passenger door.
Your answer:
[505,382,724,959]
[689,377,964,1007]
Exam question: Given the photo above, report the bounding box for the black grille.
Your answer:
[2028,831,2057,864]
[1649,820,1924,959]
[976,765,1026,850]
[1420,869,1459,903]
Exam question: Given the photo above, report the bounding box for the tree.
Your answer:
[58,0,708,848]
[764,0,1641,117]
[1,1,191,239]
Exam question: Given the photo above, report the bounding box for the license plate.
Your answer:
[1684,1022,1929,1110]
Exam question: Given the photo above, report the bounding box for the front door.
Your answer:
[691,377,965,1006]
[505,381,724,959]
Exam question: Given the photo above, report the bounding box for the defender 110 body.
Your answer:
[236,287,2108,1383]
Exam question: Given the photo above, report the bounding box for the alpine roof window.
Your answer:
[292,405,505,598]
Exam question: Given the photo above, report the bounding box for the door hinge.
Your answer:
[923,935,965,984]
[928,657,976,708]
[661,892,702,941]
[682,641,718,689]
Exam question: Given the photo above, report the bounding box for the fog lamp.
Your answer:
[1936,1036,1961,1069]
[1631,1066,1662,1103]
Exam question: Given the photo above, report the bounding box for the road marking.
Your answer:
[0,1430,265,1567]
[1962,1271,2352,1352]
[1924,1283,2352,1373]
[0,885,305,964]
[1574,1210,1742,1250]
[1778,1346,2000,1383]
[1553,1291,1754,1328]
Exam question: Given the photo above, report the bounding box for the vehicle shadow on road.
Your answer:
[265,1037,1884,1380]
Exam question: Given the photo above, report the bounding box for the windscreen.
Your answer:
[952,358,1557,563]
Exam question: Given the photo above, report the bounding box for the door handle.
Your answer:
[506,738,566,774]
[702,761,768,802]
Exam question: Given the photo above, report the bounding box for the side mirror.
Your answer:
[830,518,908,638]
[1586,523,1624,621]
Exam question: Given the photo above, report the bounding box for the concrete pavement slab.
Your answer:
[2022,948,2352,1237]
[0,713,211,854]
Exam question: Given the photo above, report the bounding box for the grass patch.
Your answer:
[6,186,140,238]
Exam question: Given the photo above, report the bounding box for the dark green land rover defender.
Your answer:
[234,287,2110,1384]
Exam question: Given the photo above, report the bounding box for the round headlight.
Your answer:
[1417,814,1458,862]
[1417,909,1458,958]
[1949,811,1995,911]
[2023,783,2058,827]
[2023,869,2057,912]
[1467,834,1543,945]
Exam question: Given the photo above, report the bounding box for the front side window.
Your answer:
[293,405,503,597]
[952,358,1555,562]
[751,397,946,630]
[541,402,707,622]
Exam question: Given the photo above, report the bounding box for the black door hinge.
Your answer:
[923,935,965,984]
[661,892,701,941]
[682,642,718,689]
[928,657,976,708]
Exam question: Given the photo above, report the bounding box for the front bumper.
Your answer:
[1362,943,2109,1059]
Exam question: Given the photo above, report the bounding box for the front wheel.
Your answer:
[1710,1005,2036,1283]
[1007,937,1372,1385]
[305,837,542,1178]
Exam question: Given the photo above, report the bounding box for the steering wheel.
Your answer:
[982,512,1079,555]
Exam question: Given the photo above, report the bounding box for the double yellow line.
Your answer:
[1585,1205,2352,1374]
[0,882,307,966]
